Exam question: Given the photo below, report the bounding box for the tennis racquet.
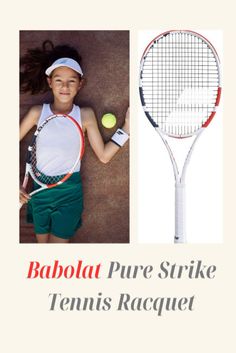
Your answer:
[20,113,85,209]
[139,30,221,243]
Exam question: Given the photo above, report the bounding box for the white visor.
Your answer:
[45,57,83,76]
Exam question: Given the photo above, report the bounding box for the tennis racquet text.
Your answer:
[25,259,217,316]
[48,292,195,316]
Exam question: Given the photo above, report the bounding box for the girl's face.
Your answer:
[47,66,83,103]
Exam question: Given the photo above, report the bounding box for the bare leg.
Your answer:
[36,233,50,243]
[48,234,70,243]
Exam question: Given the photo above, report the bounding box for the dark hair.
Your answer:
[20,40,82,94]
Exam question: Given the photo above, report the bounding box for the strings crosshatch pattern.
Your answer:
[139,30,221,243]
[20,114,85,209]
[140,30,221,138]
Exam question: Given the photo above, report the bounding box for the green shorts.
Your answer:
[27,172,83,239]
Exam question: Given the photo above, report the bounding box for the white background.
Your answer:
[137,30,223,243]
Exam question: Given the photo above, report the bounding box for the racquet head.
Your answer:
[23,113,85,191]
[139,30,221,138]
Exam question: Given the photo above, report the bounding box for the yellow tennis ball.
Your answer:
[101,113,117,128]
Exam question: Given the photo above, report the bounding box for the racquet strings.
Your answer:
[30,115,83,186]
[30,144,67,185]
[141,32,220,137]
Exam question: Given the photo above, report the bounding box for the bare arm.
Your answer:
[81,107,129,164]
[20,105,42,141]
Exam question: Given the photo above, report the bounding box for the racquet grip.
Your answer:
[174,182,186,243]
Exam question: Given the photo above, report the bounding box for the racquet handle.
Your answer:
[174,182,186,243]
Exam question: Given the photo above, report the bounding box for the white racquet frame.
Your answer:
[156,127,203,243]
[139,30,221,243]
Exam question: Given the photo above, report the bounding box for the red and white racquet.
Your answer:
[139,30,221,243]
[20,113,85,209]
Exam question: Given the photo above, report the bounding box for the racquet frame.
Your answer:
[20,113,85,208]
[139,30,221,243]
[155,127,203,243]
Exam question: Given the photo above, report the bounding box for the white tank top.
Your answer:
[36,104,83,176]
